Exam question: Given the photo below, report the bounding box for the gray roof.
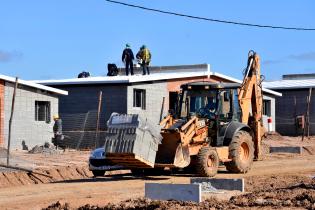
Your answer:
[181,82,241,89]
[32,64,281,96]
[263,79,315,90]
[282,73,315,80]
[33,64,211,85]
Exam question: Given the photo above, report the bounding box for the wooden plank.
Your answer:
[181,116,196,131]
[154,163,174,168]
[105,154,154,168]
[108,162,152,168]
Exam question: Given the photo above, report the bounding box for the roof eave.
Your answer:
[0,75,68,95]
[211,72,282,97]
[265,86,314,90]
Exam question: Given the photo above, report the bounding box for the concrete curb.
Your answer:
[145,183,201,203]
[269,146,301,154]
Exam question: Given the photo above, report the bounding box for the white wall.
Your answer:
[4,82,59,150]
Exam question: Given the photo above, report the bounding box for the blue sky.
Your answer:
[1,0,314,81]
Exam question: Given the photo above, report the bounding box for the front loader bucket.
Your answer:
[155,132,190,168]
[173,144,190,168]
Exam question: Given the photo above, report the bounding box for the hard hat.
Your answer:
[126,43,130,48]
[141,45,146,49]
[53,114,59,120]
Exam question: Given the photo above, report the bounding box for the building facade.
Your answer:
[264,74,315,136]
[0,75,67,150]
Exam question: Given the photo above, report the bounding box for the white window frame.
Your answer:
[133,89,146,110]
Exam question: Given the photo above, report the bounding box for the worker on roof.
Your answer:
[136,45,151,75]
[52,114,64,148]
[122,43,135,76]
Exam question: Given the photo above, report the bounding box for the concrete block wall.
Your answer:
[127,82,168,126]
[0,80,4,146]
[56,85,128,131]
[274,89,315,136]
[3,82,59,150]
[51,83,167,149]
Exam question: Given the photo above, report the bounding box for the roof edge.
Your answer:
[264,80,315,91]
[0,75,68,95]
[210,72,282,97]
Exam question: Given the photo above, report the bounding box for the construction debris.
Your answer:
[198,182,221,193]
[28,142,61,154]
[191,178,245,192]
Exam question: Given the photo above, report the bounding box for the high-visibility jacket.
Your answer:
[143,48,151,64]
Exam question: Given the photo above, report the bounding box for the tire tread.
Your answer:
[225,130,254,173]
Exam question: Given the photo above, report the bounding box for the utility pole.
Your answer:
[7,77,18,166]
[95,91,103,148]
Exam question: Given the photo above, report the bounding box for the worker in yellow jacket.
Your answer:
[136,45,151,75]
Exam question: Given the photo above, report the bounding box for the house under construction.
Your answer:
[37,64,281,149]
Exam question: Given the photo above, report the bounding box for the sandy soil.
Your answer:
[9,150,90,169]
[264,132,315,148]
[0,135,314,210]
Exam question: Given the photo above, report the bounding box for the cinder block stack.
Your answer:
[103,114,161,167]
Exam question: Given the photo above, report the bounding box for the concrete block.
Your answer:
[145,183,201,203]
[269,146,301,154]
[191,178,244,192]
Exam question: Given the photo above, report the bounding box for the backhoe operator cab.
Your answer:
[178,82,243,147]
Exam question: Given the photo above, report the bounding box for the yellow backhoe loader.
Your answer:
[154,50,265,176]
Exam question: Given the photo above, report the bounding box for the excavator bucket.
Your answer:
[154,132,191,168]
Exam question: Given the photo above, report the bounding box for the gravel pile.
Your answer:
[28,142,61,154]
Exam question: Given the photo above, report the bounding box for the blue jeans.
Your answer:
[125,60,134,75]
[142,63,150,75]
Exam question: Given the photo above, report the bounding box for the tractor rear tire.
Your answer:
[225,130,254,173]
[196,146,219,177]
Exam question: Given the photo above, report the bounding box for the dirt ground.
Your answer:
[0,134,314,210]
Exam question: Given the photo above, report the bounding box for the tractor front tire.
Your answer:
[92,170,105,177]
[131,168,164,176]
[225,130,254,173]
[197,146,219,177]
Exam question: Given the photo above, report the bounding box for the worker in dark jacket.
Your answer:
[136,45,151,75]
[52,114,64,148]
[122,44,135,76]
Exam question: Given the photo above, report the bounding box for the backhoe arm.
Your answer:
[238,51,264,159]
